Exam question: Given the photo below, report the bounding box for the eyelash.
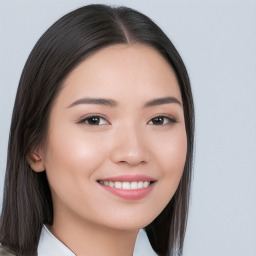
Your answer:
[77,114,109,126]
[148,115,177,125]
[77,114,177,126]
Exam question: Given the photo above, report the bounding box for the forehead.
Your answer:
[58,43,182,107]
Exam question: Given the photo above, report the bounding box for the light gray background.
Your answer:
[0,0,255,255]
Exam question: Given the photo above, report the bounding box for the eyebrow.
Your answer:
[67,96,181,108]
[67,98,117,108]
[144,97,181,107]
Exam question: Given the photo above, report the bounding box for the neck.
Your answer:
[48,212,139,256]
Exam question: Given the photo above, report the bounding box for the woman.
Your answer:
[0,4,194,256]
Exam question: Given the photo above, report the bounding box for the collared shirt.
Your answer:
[37,225,76,256]
[0,226,157,256]
[38,225,157,256]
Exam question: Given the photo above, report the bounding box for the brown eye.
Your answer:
[152,116,164,125]
[148,115,176,125]
[78,115,109,126]
[87,116,101,125]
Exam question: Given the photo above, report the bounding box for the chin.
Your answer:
[98,212,158,231]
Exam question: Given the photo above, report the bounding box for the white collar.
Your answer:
[37,225,157,256]
[37,225,76,256]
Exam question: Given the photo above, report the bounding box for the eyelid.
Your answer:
[76,114,177,126]
[147,114,177,125]
[77,114,110,125]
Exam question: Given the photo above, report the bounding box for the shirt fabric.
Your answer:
[38,226,158,256]
[37,225,76,256]
[0,225,157,256]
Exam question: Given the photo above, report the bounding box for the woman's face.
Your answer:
[40,44,187,230]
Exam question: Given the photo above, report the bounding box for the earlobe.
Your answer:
[27,150,45,172]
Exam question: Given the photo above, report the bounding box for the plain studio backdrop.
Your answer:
[0,0,255,255]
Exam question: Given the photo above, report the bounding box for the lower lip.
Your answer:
[99,183,156,200]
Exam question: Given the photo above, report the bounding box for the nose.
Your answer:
[110,126,150,166]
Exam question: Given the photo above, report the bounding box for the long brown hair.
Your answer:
[0,4,194,256]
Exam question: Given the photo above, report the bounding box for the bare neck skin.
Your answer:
[49,206,138,256]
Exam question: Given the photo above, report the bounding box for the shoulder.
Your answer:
[0,245,16,256]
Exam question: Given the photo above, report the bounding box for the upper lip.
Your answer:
[97,174,157,182]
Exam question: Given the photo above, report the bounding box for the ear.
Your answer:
[27,148,45,172]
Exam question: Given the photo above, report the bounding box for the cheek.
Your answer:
[41,126,112,221]
[44,126,105,171]
[151,126,187,199]
[153,126,187,174]
[42,126,108,196]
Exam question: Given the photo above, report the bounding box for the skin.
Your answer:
[29,44,187,256]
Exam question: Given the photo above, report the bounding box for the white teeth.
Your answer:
[109,181,114,187]
[144,181,150,187]
[130,181,137,190]
[99,180,152,190]
[115,181,122,189]
[122,182,130,189]
[138,181,143,189]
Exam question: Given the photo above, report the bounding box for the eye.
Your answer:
[78,115,109,126]
[148,115,177,125]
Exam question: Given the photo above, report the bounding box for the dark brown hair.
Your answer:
[0,4,194,256]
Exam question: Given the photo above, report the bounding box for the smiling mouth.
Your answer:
[97,180,155,190]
